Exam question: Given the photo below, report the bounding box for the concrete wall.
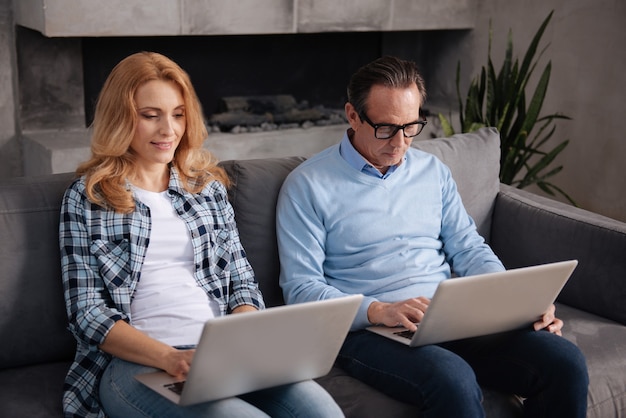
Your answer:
[0,0,19,177]
[13,0,475,36]
[460,0,625,222]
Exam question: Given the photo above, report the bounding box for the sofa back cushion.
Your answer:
[222,127,501,307]
[412,127,501,241]
[0,173,76,369]
[221,157,306,307]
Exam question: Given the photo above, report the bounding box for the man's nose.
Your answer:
[388,129,405,146]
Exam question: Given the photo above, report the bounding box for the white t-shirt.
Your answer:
[131,187,220,346]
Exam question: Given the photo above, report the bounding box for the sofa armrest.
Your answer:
[490,184,626,325]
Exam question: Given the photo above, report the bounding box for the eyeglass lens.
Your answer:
[376,122,424,139]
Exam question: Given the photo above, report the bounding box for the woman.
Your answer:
[59,52,342,418]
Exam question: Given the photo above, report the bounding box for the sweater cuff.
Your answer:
[351,295,378,331]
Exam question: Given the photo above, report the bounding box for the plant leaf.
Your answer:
[451,10,573,204]
[438,113,456,137]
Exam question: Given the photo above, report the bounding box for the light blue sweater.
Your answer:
[276,132,504,330]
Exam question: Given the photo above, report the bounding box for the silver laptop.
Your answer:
[135,294,363,406]
[367,260,577,347]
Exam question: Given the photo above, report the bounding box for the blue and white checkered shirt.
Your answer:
[59,167,264,418]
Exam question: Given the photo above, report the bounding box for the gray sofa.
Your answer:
[1,127,625,417]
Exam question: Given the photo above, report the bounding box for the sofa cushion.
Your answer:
[0,173,76,369]
[316,366,522,417]
[0,361,69,418]
[221,157,306,307]
[412,127,501,241]
[558,303,626,417]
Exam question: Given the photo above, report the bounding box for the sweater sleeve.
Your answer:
[438,166,505,276]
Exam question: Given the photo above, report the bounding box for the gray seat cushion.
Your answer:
[0,361,69,418]
[558,303,626,417]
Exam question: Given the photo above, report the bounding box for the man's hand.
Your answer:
[533,304,563,336]
[367,297,430,332]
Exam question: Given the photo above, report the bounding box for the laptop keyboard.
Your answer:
[394,330,416,340]
[164,381,186,395]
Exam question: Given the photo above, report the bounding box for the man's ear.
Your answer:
[345,102,361,131]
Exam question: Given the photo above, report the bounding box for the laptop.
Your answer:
[367,260,577,347]
[135,294,363,406]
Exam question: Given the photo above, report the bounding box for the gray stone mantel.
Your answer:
[14,0,476,37]
[21,125,349,176]
[21,121,445,176]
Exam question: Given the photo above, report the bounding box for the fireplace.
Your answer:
[82,30,459,133]
[14,0,474,175]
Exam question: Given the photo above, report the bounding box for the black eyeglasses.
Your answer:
[360,112,427,139]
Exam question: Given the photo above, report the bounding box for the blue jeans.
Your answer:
[99,358,344,418]
[336,328,588,418]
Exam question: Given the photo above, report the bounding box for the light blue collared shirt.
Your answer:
[338,131,403,179]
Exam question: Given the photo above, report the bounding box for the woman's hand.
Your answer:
[533,304,563,336]
[367,297,431,332]
[162,348,195,378]
[232,304,258,314]
[99,320,195,376]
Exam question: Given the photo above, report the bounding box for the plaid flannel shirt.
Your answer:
[59,167,264,418]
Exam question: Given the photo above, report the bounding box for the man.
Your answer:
[276,56,588,417]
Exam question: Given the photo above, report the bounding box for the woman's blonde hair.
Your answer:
[77,51,230,213]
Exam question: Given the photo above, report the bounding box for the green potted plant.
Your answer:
[439,11,575,204]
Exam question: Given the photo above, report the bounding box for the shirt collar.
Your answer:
[166,165,186,195]
[339,129,404,179]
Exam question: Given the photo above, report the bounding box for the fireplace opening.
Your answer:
[205,94,347,133]
[81,30,466,131]
[15,26,470,135]
[82,32,383,127]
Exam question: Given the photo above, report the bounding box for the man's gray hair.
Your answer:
[347,56,427,116]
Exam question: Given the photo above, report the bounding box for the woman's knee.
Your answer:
[242,380,343,418]
[99,359,158,418]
